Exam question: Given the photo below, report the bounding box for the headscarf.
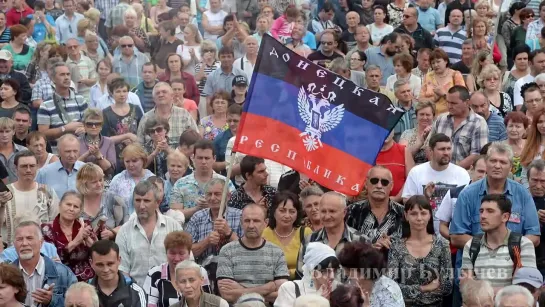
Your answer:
[302,242,337,287]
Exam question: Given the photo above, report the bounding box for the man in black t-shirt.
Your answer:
[527,160,545,276]
[307,31,343,68]
[451,39,474,78]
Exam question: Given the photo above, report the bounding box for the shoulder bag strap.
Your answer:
[469,234,483,268]
[293,281,301,298]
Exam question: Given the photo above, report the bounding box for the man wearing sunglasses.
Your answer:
[307,31,342,68]
[393,7,435,53]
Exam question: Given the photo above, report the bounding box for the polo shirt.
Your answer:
[6,6,33,26]
[36,160,85,198]
[365,46,394,86]
[486,112,508,142]
[434,26,467,64]
[203,67,248,97]
[417,7,442,33]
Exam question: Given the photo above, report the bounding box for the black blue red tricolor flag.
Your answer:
[233,34,404,195]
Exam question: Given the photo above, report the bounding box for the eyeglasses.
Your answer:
[147,126,165,134]
[85,121,102,128]
[320,41,334,46]
[121,44,134,48]
[369,177,390,186]
[526,98,543,104]
[67,45,78,49]
[403,14,413,18]
[203,49,215,53]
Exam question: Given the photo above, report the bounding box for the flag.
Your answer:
[233,34,404,196]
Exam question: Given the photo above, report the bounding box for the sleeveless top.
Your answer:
[45,153,54,164]
[375,143,406,196]
[203,10,228,40]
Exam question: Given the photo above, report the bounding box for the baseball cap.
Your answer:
[0,50,12,61]
[513,267,544,288]
[232,75,248,87]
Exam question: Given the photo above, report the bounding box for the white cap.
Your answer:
[0,50,12,61]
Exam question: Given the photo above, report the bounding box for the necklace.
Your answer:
[274,228,295,238]
[86,135,100,146]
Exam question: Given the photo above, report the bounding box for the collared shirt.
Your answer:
[95,0,118,19]
[137,106,199,147]
[115,213,183,286]
[109,169,155,214]
[94,92,144,113]
[31,75,77,103]
[433,26,467,64]
[430,110,488,163]
[105,2,131,29]
[89,82,107,108]
[170,172,236,209]
[203,67,248,97]
[65,53,97,100]
[227,184,277,210]
[526,18,545,41]
[487,112,508,142]
[392,103,416,142]
[0,142,27,183]
[20,256,45,306]
[36,160,85,198]
[55,13,84,44]
[347,199,405,243]
[112,51,150,88]
[6,6,33,26]
[451,178,541,236]
[185,207,243,263]
[365,47,394,86]
[1,241,58,263]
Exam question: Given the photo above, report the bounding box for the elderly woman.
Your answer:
[158,53,199,102]
[2,24,34,71]
[143,232,212,307]
[399,101,435,164]
[109,144,154,213]
[24,42,52,84]
[124,8,150,52]
[460,279,494,307]
[479,64,513,118]
[41,191,97,281]
[77,163,128,240]
[132,2,158,36]
[0,263,27,307]
[163,150,190,212]
[503,111,529,181]
[195,40,220,116]
[275,242,339,306]
[171,260,227,307]
[78,108,116,175]
[262,191,312,280]
[386,53,421,97]
[144,116,172,180]
[177,24,201,75]
[199,91,229,141]
[82,32,111,65]
[300,186,324,232]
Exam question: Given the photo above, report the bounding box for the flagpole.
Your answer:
[218,154,236,219]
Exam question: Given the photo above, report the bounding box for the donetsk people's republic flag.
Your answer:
[233,34,404,196]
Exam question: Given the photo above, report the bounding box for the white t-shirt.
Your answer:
[402,162,470,233]
[176,44,201,75]
[366,23,394,45]
[513,74,535,107]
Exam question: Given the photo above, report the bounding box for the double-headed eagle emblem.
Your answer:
[298,83,345,151]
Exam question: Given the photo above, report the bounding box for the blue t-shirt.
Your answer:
[416,7,442,33]
[303,31,317,50]
[29,14,56,43]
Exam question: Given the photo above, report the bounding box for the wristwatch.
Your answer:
[61,126,66,133]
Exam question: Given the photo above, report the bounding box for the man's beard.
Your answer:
[385,49,396,56]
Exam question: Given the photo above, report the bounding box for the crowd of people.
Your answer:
[0,0,545,306]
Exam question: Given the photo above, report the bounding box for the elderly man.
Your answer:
[469,91,507,142]
[203,46,247,104]
[13,219,77,307]
[112,36,149,88]
[494,285,535,307]
[36,134,85,198]
[0,118,27,183]
[65,38,96,101]
[342,11,360,50]
[54,0,84,44]
[65,282,100,307]
[37,62,87,152]
[217,203,289,304]
[392,79,416,141]
[526,160,545,276]
[394,7,435,52]
[233,36,258,81]
[115,180,182,286]
[185,178,243,264]
[137,82,198,148]
[364,65,396,102]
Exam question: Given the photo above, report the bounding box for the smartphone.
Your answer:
[0,180,9,193]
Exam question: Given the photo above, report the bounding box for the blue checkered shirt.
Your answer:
[95,0,118,20]
[487,112,508,142]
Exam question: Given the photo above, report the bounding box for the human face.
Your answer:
[537,114,545,136]
[241,206,267,239]
[540,5,545,21]
[0,83,15,100]
[431,141,452,166]
[476,5,488,17]
[209,0,220,10]
[227,113,241,135]
[205,182,222,210]
[0,14,5,28]
[462,43,474,60]
[124,157,144,177]
[178,13,189,26]
[124,14,136,28]
[262,7,274,18]
[473,21,487,37]
[319,194,345,229]
[63,0,75,14]
[274,199,297,229]
[525,89,543,114]
[480,200,508,231]
[98,62,111,79]
[431,58,447,74]
[168,55,182,72]
[365,168,393,202]
[168,159,187,182]
[515,52,529,71]
[483,74,500,91]
[529,167,545,197]
[167,247,190,268]
[302,195,321,223]
[153,84,173,107]
[446,91,469,117]
[471,158,487,182]
[524,12,536,26]
[16,156,37,182]
[245,39,258,55]
[532,52,545,74]
[14,225,42,261]
[112,86,128,104]
[194,148,215,174]
[59,194,82,221]
[537,79,545,97]
[119,39,134,57]
[469,94,490,119]
[374,8,385,23]
[405,205,430,232]
[183,27,194,42]
[219,53,234,70]
[171,82,185,100]
[355,26,370,44]
[0,126,12,145]
[416,106,434,127]
[212,97,228,114]
[450,9,463,25]
[13,112,30,135]
[486,151,511,181]
[233,84,247,97]
[0,59,11,75]
[349,53,365,71]
[85,177,104,195]
[53,65,72,89]
[366,69,381,89]
[403,9,416,26]
[312,267,336,290]
[134,190,158,220]
[320,33,336,53]
[177,269,204,301]
[248,163,268,186]
[178,144,194,159]
[142,65,156,84]
[257,17,269,32]
[506,120,526,141]
[395,83,413,103]
[291,24,304,40]
[361,0,373,9]
[66,40,79,57]
[0,280,19,306]
[148,124,167,144]
[59,139,79,166]
[346,12,359,28]
[417,52,430,71]
[91,250,120,282]
[65,291,94,307]
[28,137,47,158]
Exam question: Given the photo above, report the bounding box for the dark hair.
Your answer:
[354,50,367,64]
[165,53,184,72]
[380,32,399,45]
[481,194,512,215]
[77,0,90,10]
[509,1,526,16]
[158,12,172,23]
[539,0,545,13]
[219,46,234,56]
[227,103,242,116]
[529,48,545,63]
[90,239,120,257]
[479,142,491,155]
[321,2,334,12]
[34,0,45,10]
[337,242,384,280]
[472,155,486,168]
[223,14,235,31]
[14,150,36,167]
[267,191,303,229]
[144,115,170,135]
[1,78,21,101]
[329,285,364,307]
[0,263,27,303]
[26,131,46,146]
[512,44,531,61]
[107,77,130,93]
[314,256,340,271]
[240,155,265,180]
[430,48,450,65]
[159,20,176,35]
[143,61,156,72]
[519,7,534,20]
[179,129,201,147]
[521,82,540,101]
[193,139,215,156]
[527,159,545,180]
[285,5,299,18]
[504,111,529,129]
[402,195,435,238]
[170,78,185,88]
[13,106,31,118]
[373,5,389,23]
[393,53,413,73]
[429,133,451,149]
[448,85,470,101]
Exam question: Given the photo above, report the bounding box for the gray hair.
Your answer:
[461,279,494,306]
[527,159,545,180]
[133,180,161,202]
[175,260,202,279]
[393,79,410,92]
[299,185,324,200]
[235,293,267,307]
[495,285,534,307]
[204,178,226,194]
[328,58,349,74]
[463,39,474,46]
[14,214,43,240]
[322,191,347,207]
[60,190,83,206]
[152,81,172,98]
[123,8,137,19]
[486,142,514,165]
[535,73,545,83]
[51,61,68,77]
[294,294,330,307]
[365,64,381,74]
[66,282,100,307]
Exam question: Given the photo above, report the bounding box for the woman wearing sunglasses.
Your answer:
[143,116,172,180]
[78,108,116,175]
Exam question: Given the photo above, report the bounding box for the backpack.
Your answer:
[469,232,523,275]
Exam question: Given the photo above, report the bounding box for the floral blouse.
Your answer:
[369,276,405,307]
[200,116,228,141]
[41,216,96,281]
[108,169,155,214]
[388,235,452,306]
[129,27,151,52]
[400,128,428,164]
[387,2,409,28]
[420,69,466,115]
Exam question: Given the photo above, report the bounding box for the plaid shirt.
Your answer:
[25,60,41,84]
[31,75,55,102]
[137,106,198,148]
[112,51,149,88]
[227,184,277,210]
[95,0,118,20]
[430,110,488,163]
[105,2,131,29]
[346,199,405,243]
[169,172,236,209]
[184,207,243,263]
[393,103,416,141]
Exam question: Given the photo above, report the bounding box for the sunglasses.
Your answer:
[121,44,134,48]
[67,45,78,49]
[321,41,334,46]
[203,48,215,53]
[369,177,390,186]
[0,0,8,3]
[85,121,102,128]
[147,126,165,134]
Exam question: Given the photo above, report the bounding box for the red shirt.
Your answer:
[6,6,33,26]
[158,71,200,103]
[375,142,407,196]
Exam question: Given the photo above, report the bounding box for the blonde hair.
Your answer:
[478,64,501,87]
[185,24,202,44]
[77,18,93,34]
[475,0,490,10]
[132,3,144,15]
[121,143,148,164]
[83,108,103,123]
[200,40,217,56]
[0,117,15,130]
[124,8,137,20]
[167,150,189,167]
[76,163,104,195]
[84,8,100,24]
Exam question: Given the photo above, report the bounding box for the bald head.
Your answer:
[469,91,490,119]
